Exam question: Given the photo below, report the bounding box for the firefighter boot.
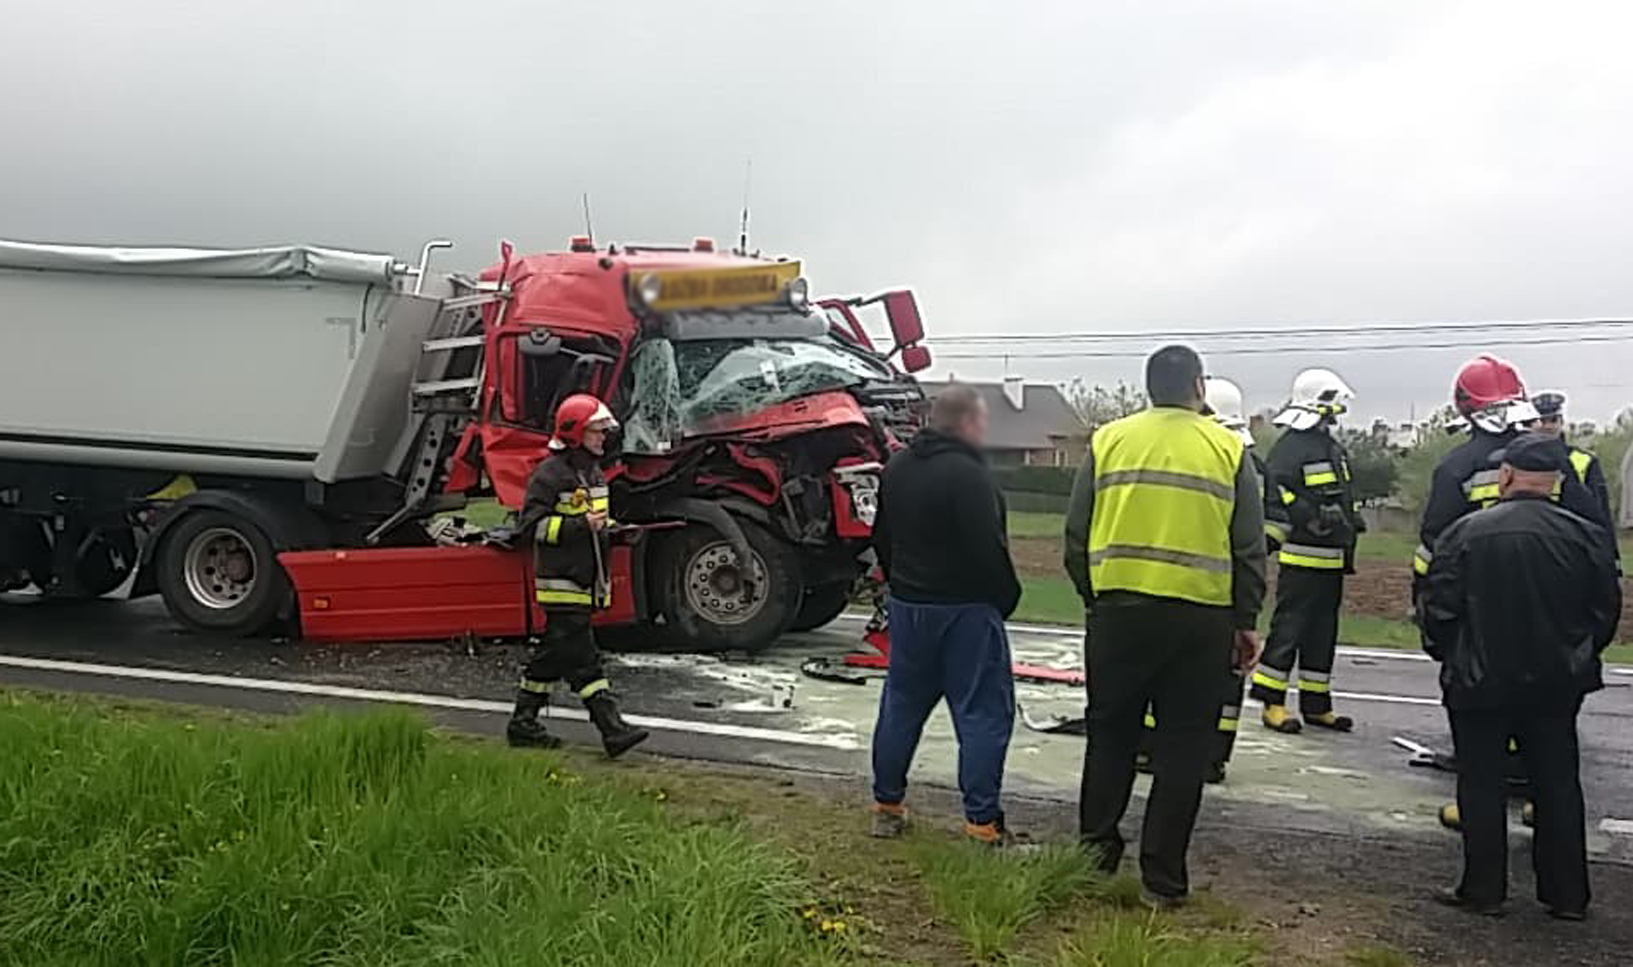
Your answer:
[1261,704,1303,735]
[1439,804,1461,831]
[584,692,650,759]
[505,690,561,750]
[1303,711,1355,732]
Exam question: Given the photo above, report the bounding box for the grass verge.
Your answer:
[0,693,834,966]
[0,691,1398,966]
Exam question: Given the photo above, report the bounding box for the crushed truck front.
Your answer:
[459,240,928,651]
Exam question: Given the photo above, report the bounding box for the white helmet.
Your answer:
[1274,368,1354,431]
[1203,377,1254,445]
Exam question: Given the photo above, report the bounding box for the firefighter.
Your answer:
[1137,377,1282,782]
[1413,357,1607,587]
[505,393,650,758]
[1250,368,1363,734]
[1531,391,1613,526]
[1411,357,1607,832]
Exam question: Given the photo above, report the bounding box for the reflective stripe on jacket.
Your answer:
[1086,408,1246,608]
[517,450,612,610]
[1262,425,1360,572]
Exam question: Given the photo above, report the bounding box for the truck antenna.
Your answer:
[737,158,752,255]
[581,192,595,245]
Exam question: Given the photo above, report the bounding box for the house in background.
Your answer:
[917,377,1083,467]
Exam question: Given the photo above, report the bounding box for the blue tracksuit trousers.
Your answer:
[870,596,1015,824]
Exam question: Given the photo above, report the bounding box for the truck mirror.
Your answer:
[899,344,933,374]
[520,330,562,358]
[882,290,924,347]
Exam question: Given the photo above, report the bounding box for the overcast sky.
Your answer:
[3,0,1631,422]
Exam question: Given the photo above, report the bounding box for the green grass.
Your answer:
[908,841,1261,966]
[1343,943,1416,967]
[0,694,843,967]
[1009,511,1069,539]
[912,842,1099,959]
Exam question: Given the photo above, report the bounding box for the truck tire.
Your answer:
[788,582,852,633]
[154,509,289,636]
[657,519,801,652]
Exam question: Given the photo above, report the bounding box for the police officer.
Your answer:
[1531,391,1613,526]
[1066,345,1267,907]
[506,393,650,758]
[1137,377,1282,782]
[1249,369,1363,734]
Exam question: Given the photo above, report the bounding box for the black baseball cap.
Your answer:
[1490,432,1568,473]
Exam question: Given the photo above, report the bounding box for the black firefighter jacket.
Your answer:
[872,429,1022,617]
[516,447,612,610]
[1262,426,1364,572]
[1419,493,1621,711]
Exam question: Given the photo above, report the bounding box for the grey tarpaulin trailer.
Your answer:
[0,238,455,481]
[0,237,494,632]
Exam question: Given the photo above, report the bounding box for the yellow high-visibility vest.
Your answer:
[1088,407,1244,607]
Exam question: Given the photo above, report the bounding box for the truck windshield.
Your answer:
[622,335,893,453]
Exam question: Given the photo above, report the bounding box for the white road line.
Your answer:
[832,614,1633,675]
[0,655,861,751]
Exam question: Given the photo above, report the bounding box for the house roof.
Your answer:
[917,380,1082,450]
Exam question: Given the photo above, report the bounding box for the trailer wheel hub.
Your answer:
[182,527,258,610]
[684,541,768,626]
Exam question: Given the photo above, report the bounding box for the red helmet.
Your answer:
[1453,354,1526,416]
[550,393,618,450]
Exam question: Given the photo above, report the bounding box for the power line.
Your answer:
[931,317,1633,345]
[932,332,1633,360]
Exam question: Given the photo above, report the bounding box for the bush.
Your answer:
[992,465,1077,497]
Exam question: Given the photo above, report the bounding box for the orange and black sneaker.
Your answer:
[964,818,1032,848]
[870,802,908,839]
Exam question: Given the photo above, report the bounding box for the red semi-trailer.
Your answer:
[0,236,930,651]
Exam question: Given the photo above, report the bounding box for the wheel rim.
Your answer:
[182,527,258,610]
[683,540,769,626]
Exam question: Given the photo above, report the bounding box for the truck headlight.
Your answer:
[785,276,811,312]
[635,273,663,309]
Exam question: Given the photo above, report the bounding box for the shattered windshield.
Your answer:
[622,335,893,453]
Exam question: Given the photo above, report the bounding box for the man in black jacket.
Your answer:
[869,384,1023,845]
[1420,433,1621,920]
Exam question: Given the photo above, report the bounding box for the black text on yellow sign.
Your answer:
[638,261,802,312]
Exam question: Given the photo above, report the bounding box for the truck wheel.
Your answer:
[155,510,289,636]
[788,582,852,633]
[659,519,800,652]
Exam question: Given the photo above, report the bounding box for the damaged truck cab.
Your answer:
[450,239,929,650]
[0,234,929,653]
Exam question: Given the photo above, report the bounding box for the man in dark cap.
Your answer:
[1420,433,1621,920]
[1531,391,1612,527]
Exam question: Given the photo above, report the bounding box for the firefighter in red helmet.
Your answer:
[506,393,650,758]
[1413,356,1606,586]
[1414,356,1608,831]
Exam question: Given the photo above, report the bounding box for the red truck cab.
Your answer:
[284,238,930,651]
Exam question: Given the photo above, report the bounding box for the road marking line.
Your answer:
[0,654,861,751]
[833,614,1633,675]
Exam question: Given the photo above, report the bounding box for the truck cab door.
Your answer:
[479,327,618,507]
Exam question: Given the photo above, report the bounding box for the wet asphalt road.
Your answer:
[5,596,1633,963]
